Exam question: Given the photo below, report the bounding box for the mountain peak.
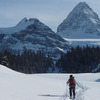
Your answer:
[57,2,100,39]
[17,17,39,26]
[71,2,93,14]
[0,18,42,34]
[77,2,89,7]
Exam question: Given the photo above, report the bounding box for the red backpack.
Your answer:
[69,78,75,86]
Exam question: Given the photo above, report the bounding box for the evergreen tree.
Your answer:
[56,46,100,73]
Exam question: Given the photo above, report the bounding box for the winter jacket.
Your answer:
[67,77,76,86]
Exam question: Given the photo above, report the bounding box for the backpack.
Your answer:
[69,78,75,86]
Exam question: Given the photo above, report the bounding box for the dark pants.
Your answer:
[69,86,75,98]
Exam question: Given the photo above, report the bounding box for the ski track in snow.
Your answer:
[62,81,87,100]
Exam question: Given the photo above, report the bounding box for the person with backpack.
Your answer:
[67,75,76,99]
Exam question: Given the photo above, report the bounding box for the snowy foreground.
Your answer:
[0,65,100,100]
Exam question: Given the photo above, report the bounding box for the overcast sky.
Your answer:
[0,0,100,32]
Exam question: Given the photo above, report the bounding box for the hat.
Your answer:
[70,75,73,78]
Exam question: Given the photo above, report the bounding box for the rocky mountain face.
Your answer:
[57,2,100,39]
[0,18,69,59]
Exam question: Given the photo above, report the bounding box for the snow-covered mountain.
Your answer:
[0,18,69,58]
[57,2,100,39]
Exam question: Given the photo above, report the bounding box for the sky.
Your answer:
[0,0,100,32]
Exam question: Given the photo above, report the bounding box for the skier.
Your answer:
[66,75,76,99]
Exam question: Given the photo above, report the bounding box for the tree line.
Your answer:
[56,46,100,73]
[0,46,100,73]
[0,50,54,74]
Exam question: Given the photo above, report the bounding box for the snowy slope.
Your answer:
[0,64,100,100]
[57,2,100,39]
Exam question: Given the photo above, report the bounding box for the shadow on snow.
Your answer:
[39,94,65,97]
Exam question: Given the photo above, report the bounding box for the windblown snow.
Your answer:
[0,65,100,100]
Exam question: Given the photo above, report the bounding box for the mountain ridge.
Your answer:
[0,17,69,59]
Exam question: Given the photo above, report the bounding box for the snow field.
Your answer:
[0,65,100,100]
